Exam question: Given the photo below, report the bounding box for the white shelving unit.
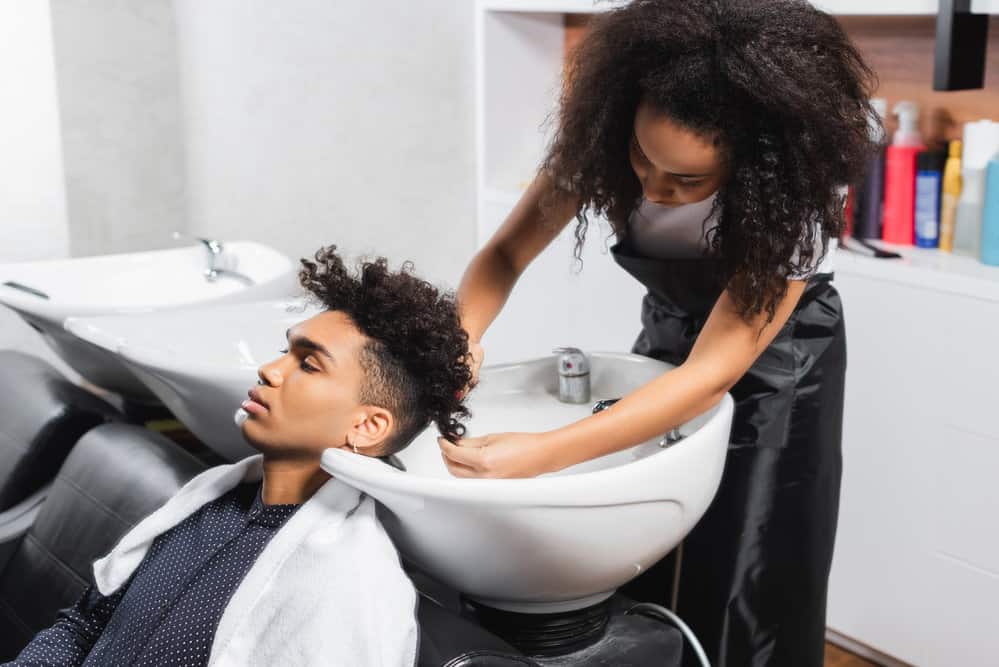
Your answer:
[474,3,646,364]
[476,2,999,664]
[830,246,999,667]
[478,0,941,15]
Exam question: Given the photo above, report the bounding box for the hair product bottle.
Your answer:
[915,150,945,248]
[882,101,924,245]
[981,157,999,266]
[954,120,999,256]
[938,140,963,252]
[854,98,888,240]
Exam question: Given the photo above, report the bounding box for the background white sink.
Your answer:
[0,242,297,400]
[322,353,734,614]
[65,299,320,459]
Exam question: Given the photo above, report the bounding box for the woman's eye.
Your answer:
[279,348,289,354]
[300,359,319,373]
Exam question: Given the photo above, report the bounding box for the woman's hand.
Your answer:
[458,340,485,399]
[438,432,562,479]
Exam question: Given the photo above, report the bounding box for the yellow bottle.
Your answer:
[939,140,963,252]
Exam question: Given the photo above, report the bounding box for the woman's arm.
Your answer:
[457,171,579,344]
[440,279,807,477]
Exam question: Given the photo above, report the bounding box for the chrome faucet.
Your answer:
[554,347,590,404]
[172,232,253,285]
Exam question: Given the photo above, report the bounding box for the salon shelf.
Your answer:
[478,0,941,16]
[837,242,999,303]
[478,0,627,13]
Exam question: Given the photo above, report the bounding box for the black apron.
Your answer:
[612,234,846,667]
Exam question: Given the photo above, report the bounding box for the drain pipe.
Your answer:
[626,601,711,667]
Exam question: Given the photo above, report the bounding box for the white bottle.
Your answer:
[954,120,999,256]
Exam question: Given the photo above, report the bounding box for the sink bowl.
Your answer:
[0,242,298,399]
[65,299,319,460]
[321,352,734,614]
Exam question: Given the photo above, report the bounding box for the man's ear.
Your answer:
[345,406,394,455]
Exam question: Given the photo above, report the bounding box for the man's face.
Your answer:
[239,310,390,458]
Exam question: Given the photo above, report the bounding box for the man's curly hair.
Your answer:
[544,0,878,321]
[298,246,472,456]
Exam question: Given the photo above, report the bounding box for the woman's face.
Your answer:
[629,101,726,206]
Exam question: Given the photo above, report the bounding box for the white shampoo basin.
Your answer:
[322,352,733,614]
[0,242,297,399]
[64,299,318,460]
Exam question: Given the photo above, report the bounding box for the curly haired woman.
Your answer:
[438,1,878,665]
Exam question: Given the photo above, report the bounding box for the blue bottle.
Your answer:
[982,158,999,266]
[914,150,945,248]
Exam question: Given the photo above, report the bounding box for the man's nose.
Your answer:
[258,363,283,387]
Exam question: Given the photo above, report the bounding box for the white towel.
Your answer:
[93,455,418,667]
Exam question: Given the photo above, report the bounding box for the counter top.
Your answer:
[836,241,999,303]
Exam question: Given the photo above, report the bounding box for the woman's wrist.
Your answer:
[538,428,583,473]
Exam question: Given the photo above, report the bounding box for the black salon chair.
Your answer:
[0,423,206,660]
[0,351,119,513]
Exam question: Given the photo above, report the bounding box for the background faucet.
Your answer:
[171,232,254,285]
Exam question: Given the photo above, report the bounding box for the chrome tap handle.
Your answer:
[592,398,621,414]
[554,347,590,404]
[552,347,590,375]
[172,231,223,256]
[172,231,224,280]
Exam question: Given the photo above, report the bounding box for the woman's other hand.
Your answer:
[458,340,484,399]
[437,432,560,479]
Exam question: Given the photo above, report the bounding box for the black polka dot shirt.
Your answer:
[6,482,299,666]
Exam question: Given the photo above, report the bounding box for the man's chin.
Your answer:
[239,423,323,461]
[239,419,280,455]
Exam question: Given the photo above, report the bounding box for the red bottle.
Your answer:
[882,101,925,246]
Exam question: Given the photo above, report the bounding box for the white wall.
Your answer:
[49,0,187,257]
[0,0,70,263]
[173,0,478,288]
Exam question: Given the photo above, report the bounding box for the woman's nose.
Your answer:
[642,172,674,203]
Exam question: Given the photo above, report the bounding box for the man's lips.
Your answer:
[242,388,270,415]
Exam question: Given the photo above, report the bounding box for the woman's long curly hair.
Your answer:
[299,246,472,455]
[545,0,878,321]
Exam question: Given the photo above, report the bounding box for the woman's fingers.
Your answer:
[460,341,484,397]
[470,341,484,384]
[438,437,485,469]
[440,451,478,478]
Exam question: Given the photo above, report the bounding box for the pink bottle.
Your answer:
[882,101,925,246]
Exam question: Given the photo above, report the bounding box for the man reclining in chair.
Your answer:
[5,245,473,667]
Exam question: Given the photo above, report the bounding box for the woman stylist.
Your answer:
[439,1,876,665]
